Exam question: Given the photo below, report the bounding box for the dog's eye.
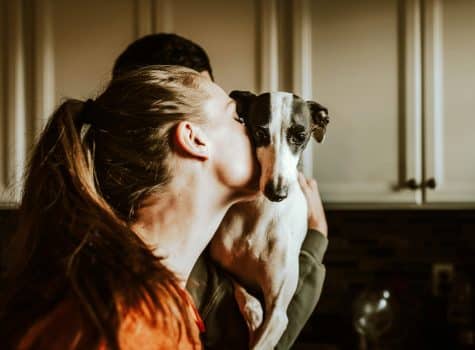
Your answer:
[289,132,307,145]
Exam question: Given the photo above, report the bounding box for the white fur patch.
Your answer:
[258,93,300,191]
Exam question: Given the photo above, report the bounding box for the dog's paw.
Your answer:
[233,282,264,332]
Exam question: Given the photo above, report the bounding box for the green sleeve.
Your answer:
[186,229,328,350]
[187,252,249,350]
[275,229,328,350]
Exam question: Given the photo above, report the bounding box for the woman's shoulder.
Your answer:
[15,296,97,349]
[117,288,202,350]
[15,292,202,350]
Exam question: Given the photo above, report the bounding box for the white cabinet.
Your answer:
[0,0,269,207]
[306,0,475,208]
[0,0,141,206]
[1,0,473,208]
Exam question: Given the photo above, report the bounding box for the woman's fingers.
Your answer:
[298,172,328,236]
[298,172,310,191]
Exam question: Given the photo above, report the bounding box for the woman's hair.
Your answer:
[0,66,209,349]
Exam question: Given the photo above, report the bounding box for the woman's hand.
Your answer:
[298,172,328,237]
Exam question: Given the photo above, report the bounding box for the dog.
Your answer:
[210,91,329,349]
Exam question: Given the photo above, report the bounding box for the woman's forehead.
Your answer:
[202,82,232,118]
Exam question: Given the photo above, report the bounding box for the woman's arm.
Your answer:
[275,229,328,349]
[187,253,250,350]
[187,230,327,350]
[187,173,328,350]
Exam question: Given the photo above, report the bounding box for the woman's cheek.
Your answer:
[235,134,260,189]
[231,139,253,185]
[218,134,257,188]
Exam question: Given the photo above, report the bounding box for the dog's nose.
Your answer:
[264,181,288,202]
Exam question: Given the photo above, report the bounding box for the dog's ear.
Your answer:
[230,90,256,123]
[306,101,329,143]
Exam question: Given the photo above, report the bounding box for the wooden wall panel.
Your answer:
[0,2,26,206]
[168,0,260,93]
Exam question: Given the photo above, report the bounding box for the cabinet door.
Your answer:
[424,0,475,204]
[309,0,423,206]
[0,0,145,206]
[44,0,139,123]
[155,0,263,93]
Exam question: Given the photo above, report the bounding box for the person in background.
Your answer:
[112,33,329,350]
[0,65,260,349]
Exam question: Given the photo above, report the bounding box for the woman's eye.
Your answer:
[234,115,245,124]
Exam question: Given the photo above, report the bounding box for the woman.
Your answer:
[113,33,329,350]
[0,65,259,349]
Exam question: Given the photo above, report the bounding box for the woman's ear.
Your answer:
[174,121,210,160]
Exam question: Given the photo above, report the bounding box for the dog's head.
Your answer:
[230,90,329,202]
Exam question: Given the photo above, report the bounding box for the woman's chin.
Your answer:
[240,191,261,202]
[230,186,261,203]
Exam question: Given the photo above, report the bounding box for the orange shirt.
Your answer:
[17,290,203,350]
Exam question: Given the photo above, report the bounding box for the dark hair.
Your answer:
[0,66,208,349]
[113,33,214,80]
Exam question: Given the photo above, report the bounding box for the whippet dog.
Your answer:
[210,91,329,349]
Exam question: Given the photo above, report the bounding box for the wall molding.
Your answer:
[258,0,279,92]
[291,0,313,177]
[422,0,445,199]
[152,0,173,33]
[1,1,26,205]
[135,0,153,38]
[291,0,312,100]
[136,0,174,37]
[402,0,423,204]
[1,1,5,192]
[32,0,55,139]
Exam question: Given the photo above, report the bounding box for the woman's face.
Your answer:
[201,81,260,197]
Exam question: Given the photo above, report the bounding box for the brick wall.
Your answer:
[297,210,475,350]
[2,209,475,349]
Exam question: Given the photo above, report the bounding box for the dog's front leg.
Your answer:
[251,280,289,350]
[251,251,300,350]
[232,280,264,345]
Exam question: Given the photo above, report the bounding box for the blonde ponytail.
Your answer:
[1,66,206,349]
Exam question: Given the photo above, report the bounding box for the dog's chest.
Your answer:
[220,186,308,259]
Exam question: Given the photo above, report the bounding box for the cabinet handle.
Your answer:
[405,179,422,190]
[425,178,437,189]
